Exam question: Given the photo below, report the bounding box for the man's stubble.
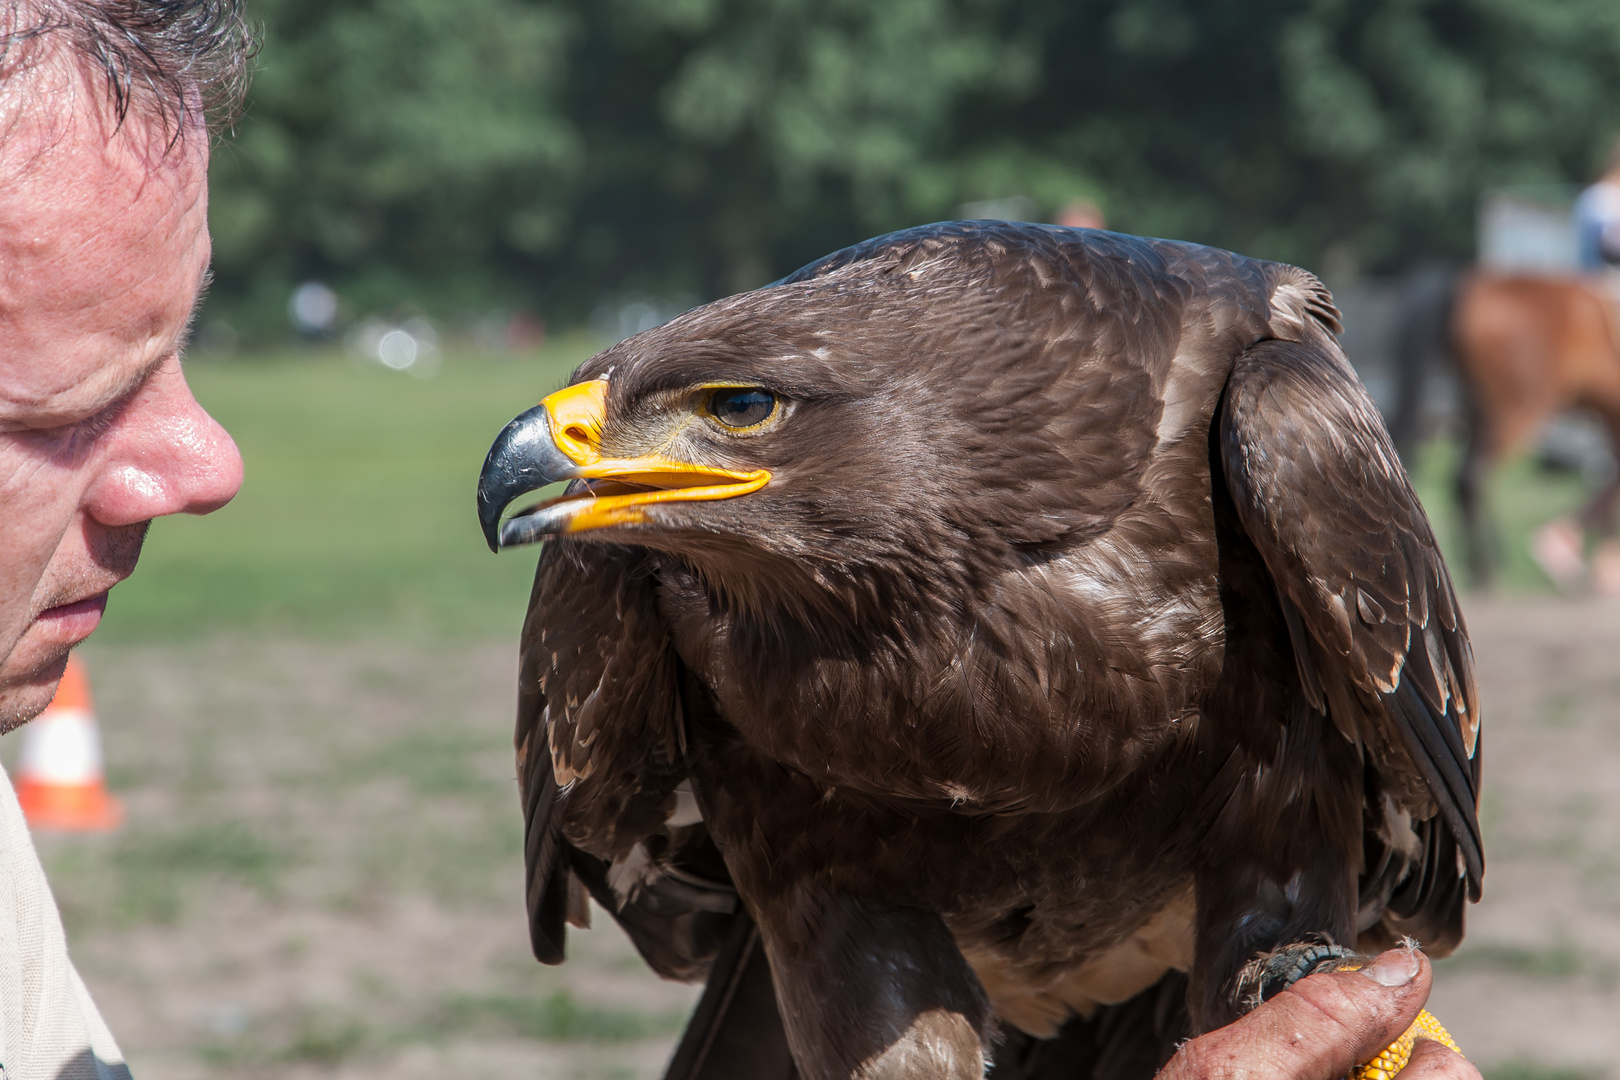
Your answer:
[0,519,148,733]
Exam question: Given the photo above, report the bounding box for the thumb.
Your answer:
[1160,948,1432,1080]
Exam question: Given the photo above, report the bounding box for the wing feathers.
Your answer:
[1388,680,1481,886]
[1279,598,1326,713]
[516,541,687,963]
[1219,335,1483,944]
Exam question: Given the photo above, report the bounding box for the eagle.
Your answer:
[476,223,1481,1080]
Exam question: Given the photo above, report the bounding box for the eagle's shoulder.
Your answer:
[1263,263,1345,338]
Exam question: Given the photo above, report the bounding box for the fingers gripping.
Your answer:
[1160,949,1462,1080]
[1400,1039,1482,1080]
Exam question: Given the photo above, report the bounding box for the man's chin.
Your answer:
[0,650,72,734]
[0,610,99,734]
[0,585,117,732]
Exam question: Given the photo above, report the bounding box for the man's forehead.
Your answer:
[0,58,209,270]
[0,62,209,421]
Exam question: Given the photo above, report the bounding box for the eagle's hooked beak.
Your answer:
[477,379,771,551]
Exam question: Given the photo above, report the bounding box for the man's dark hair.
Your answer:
[1,0,255,135]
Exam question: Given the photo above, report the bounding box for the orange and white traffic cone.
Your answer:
[15,655,123,831]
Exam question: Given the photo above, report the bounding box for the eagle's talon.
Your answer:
[1235,940,1358,1012]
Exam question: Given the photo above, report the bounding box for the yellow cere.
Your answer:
[542,379,610,466]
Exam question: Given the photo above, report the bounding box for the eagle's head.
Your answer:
[477,224,1187,628]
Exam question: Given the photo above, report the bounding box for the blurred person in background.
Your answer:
[1575,142,1620,275]
[1527,145,1620,595]
[1054,198,1107,230]
[0,0,248,1074]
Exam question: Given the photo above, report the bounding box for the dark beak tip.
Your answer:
[476,403,565,554]
[475,482,505,553]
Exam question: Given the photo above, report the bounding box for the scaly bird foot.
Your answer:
[1235,939,1358,1011]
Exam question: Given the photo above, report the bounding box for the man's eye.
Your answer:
[709,388,776,428]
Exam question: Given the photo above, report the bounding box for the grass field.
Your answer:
[28,638,701,1079]
[96,338,599,642]
[24,603,1620,1080]
[103,339,1592,648]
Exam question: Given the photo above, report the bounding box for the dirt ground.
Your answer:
[4,594,1616,1079]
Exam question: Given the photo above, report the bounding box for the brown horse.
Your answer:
[1391,270,1620,592]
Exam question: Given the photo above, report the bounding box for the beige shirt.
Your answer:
[0,763,129,1080]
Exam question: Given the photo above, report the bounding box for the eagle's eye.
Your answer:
[709,388,776,429]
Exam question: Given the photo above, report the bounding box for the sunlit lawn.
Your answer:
[101,339,1585,645]
[97,336,598,642]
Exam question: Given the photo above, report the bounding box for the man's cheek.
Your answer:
[0,446,77,653]
[0,553,45,677]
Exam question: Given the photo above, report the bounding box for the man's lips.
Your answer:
[35,593,108,642]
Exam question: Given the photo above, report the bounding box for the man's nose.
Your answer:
[83,359,244,525]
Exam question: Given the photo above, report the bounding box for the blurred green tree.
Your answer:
[205,0,1620,338]
[208,0,580,333]
[1013,0,1620,272]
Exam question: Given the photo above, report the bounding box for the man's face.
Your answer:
[0,65,244,728]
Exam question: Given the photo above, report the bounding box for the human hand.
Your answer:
[1158,948,1480,1080]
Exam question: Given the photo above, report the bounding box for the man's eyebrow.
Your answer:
[86,349,174,426]
[85,268,214,419]
[180,266,215,353]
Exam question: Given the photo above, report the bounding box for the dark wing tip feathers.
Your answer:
[1387,679,1483,897]
[523,763,569,964]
